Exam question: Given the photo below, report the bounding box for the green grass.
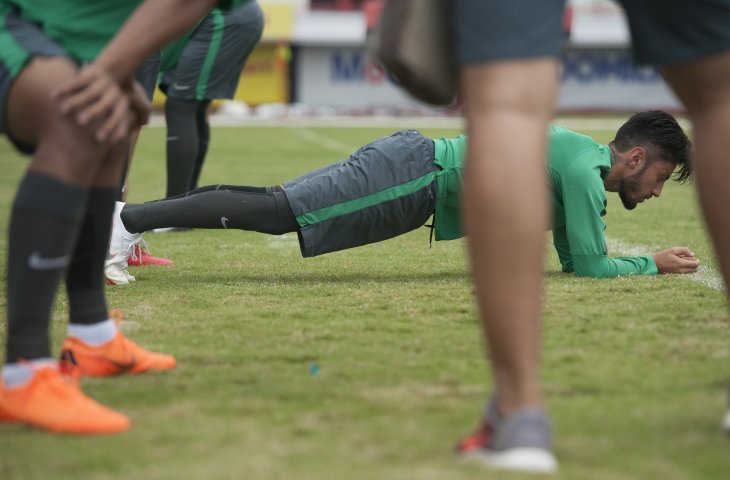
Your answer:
[0,123,728,480]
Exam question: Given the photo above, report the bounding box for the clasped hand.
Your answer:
[52,63,150,144]
[653,247,700,274]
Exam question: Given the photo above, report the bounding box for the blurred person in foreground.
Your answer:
[0,0,249,435]
[450,0,730,472]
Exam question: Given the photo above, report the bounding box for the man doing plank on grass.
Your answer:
[106,110,698,283]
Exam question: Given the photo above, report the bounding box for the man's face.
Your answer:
[618,158,676,210]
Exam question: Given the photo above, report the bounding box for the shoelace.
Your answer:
[16,361,80,392]
[127,235,147,262]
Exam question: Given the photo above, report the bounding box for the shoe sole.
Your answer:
[459,448,558,474]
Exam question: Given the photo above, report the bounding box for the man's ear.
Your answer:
[627,146,646,169]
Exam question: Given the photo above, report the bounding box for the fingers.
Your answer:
[670,246,695,258]
[54,67,108,118]
[53,64,133,144]
[676,256,700,274]
[98,95,131,143]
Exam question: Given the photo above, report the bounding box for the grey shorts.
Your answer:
[160,1,264,101]
[134,53,161,101]
[283,130,439,258]
[452,0,568,64]
[620,0,730,65]
[0,5,67,152]
[453,0,730,67]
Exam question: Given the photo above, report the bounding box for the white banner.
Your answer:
[295,47,681,112]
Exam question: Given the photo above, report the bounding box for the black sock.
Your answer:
[189,100,211,190]
[65,187,116,326]
[165,98,203,197]
[6,172,87,362]
[117,148,131,201]
[121,187,298,235]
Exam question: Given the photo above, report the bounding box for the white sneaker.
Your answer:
[104,258,135,285]
[723,408,730,433]
[104,201,141,286]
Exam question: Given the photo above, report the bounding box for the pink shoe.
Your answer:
[128,244,174,267]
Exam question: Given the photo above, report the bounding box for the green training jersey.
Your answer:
[5,0,244,63]
[432,126,658,278]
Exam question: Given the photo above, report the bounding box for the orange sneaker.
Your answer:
[59,311,176,378]
[0,365,130,434]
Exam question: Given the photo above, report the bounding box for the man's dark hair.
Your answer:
[612,110,693,183]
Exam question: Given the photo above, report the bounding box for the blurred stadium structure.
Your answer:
[173,0,681,118]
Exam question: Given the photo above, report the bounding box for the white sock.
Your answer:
[67,319,117,346]
[2,358,56,388]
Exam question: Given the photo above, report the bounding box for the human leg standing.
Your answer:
[617,0,730,435]
[164,97,205,197]
[0,56,130,433]
[59,139,176,378]
[452,0,565,472]
[663,52,730,431]
[189,99,211,190]
[161,1,264,197]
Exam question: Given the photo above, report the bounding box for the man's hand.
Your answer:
[52,63,131,144]
[654,247,700,274]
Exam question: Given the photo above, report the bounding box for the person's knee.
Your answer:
[7,57,122,183]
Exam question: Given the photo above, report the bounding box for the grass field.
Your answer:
[0,122,728,479]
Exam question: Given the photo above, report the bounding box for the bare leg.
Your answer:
[1,57,131,433]
[460,59,558,415]
[664,52,730,293]
[664,52,730,430]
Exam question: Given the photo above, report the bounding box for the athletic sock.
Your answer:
[2,358,56,388]
[67,319,117,346]
[65,187,116,326]
[5,172,87,363]
[165,97,201,197]
[189,99,211,190]
[121,187,298,235]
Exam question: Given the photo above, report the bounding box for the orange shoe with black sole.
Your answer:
[60,311,176,378]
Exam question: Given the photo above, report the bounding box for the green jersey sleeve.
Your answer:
[553,148,658,278]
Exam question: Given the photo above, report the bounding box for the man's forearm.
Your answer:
[96,0,219,84]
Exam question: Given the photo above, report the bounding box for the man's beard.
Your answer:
[617,164,649,210]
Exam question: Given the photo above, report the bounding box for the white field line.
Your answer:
[266,232,298,249]
[605,236,724,291]
[144,114,689,131]
[145,114,466,129]
[289,128,358,156]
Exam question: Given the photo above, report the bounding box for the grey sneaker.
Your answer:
[457,406,558,474]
